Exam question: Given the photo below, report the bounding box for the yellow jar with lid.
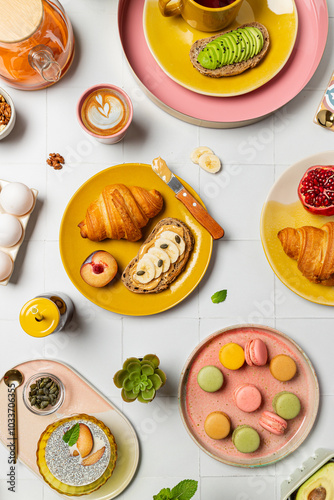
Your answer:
[19,292,73,337]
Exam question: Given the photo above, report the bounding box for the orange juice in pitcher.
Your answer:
[0,0,74,90]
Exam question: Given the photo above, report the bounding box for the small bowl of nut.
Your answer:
[23,373,65,416]
[0,88,15,140]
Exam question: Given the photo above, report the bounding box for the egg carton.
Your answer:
[0,179,38,286]
[281,448,334,499]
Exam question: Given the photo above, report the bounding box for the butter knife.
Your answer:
[152,157,224,240]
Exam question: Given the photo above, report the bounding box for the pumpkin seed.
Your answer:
[175,235,181,243]
[158,259,163,267]
[28,376,60,411]
[137,270,145,276]
[160,243,168,249]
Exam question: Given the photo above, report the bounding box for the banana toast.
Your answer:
[122,218,194,294]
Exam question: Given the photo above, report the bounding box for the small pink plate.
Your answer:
[118,0,328,127]
[178,325,319,467]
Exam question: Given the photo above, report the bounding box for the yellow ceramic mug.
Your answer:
[158,0,244,32]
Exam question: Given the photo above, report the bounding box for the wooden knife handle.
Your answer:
[176,188,224,240]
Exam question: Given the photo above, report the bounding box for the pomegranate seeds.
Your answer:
[298,165,334,216]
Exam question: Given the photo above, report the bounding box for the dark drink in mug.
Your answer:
[194,0,236,7]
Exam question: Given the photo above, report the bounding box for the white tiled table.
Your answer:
[0,1,334,499]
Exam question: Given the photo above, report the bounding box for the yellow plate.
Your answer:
[59,164,213,315]
[260,151,334,306]
[143,0,298,97]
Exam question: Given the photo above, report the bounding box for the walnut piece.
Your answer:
[0,94,11,129]
[47,153,65,170]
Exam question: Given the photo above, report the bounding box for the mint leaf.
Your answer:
[153,488,172,500]
[171,480,198,500]
[62,423,80,446]
[211,289,227,304]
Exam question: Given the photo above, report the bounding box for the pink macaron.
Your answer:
[233,384,262,413]
[259,411,287,435]
[245,338,268,366]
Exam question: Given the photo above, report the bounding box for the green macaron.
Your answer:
[272,391,301,420]
[197,365,224,393]
[232,425,260,453]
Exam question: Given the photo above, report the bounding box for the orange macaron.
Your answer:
[204,411,231,440]
[269,354,297,382]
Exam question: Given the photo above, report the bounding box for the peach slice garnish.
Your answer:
[82,446,106,466]
[72,424,93,458]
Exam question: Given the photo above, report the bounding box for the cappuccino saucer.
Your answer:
[143,0,298,97]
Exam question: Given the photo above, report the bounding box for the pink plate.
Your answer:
[178,325,319,467]
[118,0,328,127]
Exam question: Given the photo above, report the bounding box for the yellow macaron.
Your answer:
[219,342,245,370]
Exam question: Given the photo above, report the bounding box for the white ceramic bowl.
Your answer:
[0,88,16,140]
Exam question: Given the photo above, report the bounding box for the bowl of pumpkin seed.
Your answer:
[23,373,64,415]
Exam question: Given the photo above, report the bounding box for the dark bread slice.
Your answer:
[122,218,194,294]
[190,22,270,78]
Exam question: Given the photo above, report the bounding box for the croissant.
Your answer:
[278,222,334,285]
[78,184,163,242]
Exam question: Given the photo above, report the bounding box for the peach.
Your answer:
[72,424,93,458]
[82,446,106,466]
[80,250,118,288]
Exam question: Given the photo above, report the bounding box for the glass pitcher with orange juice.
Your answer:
[0,0,74,90]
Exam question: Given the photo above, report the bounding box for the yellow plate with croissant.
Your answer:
[59,163,213,315]
[260,151,334,306]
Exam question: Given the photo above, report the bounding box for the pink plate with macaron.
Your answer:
[118,0,328,127]
[178,324,319,467]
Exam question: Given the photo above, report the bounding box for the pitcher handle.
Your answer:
[28,45,61,83]
[158,0,182,17]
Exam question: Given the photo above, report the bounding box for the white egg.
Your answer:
[0,182,34,216]
[0,250,13,281]
[0,214,23,247]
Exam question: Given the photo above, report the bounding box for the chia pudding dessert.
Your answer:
[37,414,117,495]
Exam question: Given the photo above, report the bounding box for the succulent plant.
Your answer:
[113,354,166,403]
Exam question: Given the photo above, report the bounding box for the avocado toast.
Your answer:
[190,22,270,78]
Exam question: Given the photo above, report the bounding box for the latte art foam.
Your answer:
[88,95,124,130]
[81,89,130,136]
